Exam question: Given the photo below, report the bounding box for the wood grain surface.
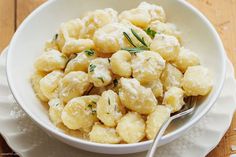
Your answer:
[0,0,235,156]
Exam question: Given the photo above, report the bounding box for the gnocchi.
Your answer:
[89,123,121,144]
[61,95,100,132]
[160,63,183,90]
[182,66,213,96]
[116,112,145,143]
[146,105,171,140]
[48,98,64,125]
[131,51,165,83]
[81,8,118,39]
[110,50,132,77]
[59,71,90,103]
[150,34,180,61]
[173,47,200,72]
[34,50,68,72]
[163,87,185,113]
[31,71,48,102]
[88,58,112,87]
[148,21,181,40]
[119,78,157,114]
[97,90,125,127]
[65,50,97,73]
[39,70,63,100]
[31,2,213,144]
[119,8,151,28]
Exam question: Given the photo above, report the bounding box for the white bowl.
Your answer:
[6,0,226,154]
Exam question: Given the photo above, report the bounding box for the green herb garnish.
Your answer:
[84,49,95,56]
[92,101,97,105]
[123,32,136,47]
[122,29,150,55]
[89,64,96,72]
[131,29,148,47]
[98,77,104,83]
[145,28,157,39]
[92,110,96,115]
[108,58,111,63]
[113,79,118,87]
[108,98,111,105]
[88,104,93,109]
[54,33,58,41]
[121,46,149,55]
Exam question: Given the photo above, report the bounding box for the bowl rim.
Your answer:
[6,0,226,148]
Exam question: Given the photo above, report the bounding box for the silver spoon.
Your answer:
[146,97,197,157]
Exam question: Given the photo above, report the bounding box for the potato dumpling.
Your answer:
[65,50,97,73]
[150,34,180,62]
[93,23,131,53]
[61,95,100,132]
[131,51,165,84]
[89,123,121,144]
[40,70,63,99]
[119,8,151,28]
[34,50,68,72]
[88,58,112,87]
[81,8,118,38]
[161,63,183,91]
[116,112,145,143]
[110,50,132,77]
[163,87,185,113]
[97,90,125,127]
[48,98,64,125]
[60,18,84,39]
[62,38,95,56]
[131,51,164,78]
[143,79,163,98]
[146,105,171,140]
[182,66,213,96]
[59,71,90,103]
[31,71,48,102]
[173,47,200,72]
[148,21,181,40]
[119,78,157,114]
[138,2,166,22]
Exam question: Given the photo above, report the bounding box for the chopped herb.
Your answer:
[108,58,111,63]
[54,33,58,40]
[84,49,95,56]
[55,103,60,106]
[131,29,148,47]
[123,32,136,47]
[146,57,151,62]
[92,101,97,105]
[98,77,104,83]
[89,64,96,72]
[108,98,111,105]
[106,112,110,114]
[92,110,96,115]
[145,28,157,39]
[88,104,93,109]
[113,79,118,87]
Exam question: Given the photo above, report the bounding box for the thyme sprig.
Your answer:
[123,29,150,54]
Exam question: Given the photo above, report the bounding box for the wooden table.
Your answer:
[0,0,236,156]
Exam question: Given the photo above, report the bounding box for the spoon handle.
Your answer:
[146,118,173,157]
